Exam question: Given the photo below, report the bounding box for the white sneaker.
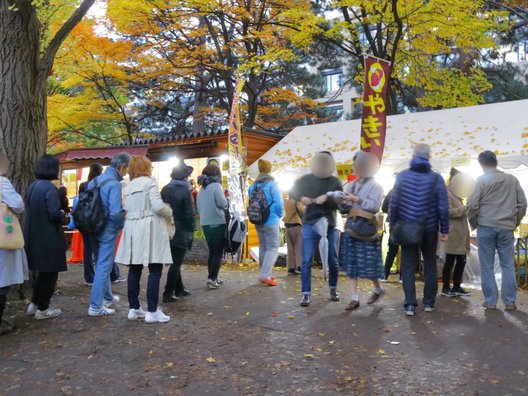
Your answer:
[27,303,38,316]
[88,306,115,316]
[128,308,147,320]
[103,295,120,308]
[145,309,171,323]
[35,307,62,320]
[112,276,127,284]
[207,279,220,289]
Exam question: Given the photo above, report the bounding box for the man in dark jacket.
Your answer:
[290,151,343,307]
[161,161,196,302]
[390,144,449,316]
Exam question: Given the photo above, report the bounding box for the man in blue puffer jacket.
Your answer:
[390,144,449,316]
[249,160,284,286]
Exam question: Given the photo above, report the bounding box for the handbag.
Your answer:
[390,173,439,246]
[342,180,379,241]
[345,208,378,241]
[0,177,25,250]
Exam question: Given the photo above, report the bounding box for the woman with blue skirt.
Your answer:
[339,151,384,311]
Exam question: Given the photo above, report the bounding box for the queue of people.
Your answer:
[0,145,527,336]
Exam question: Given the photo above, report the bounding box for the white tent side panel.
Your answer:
[249,100,528,177]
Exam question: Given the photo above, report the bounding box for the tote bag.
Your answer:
[0,177,25,250]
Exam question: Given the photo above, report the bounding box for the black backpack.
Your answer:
[224,205,246,255]
[74,178,112,234]
[247,181,271,225]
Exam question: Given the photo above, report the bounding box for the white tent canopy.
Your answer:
[249,100,528,183]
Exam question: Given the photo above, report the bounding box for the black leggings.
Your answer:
[31,272,59,311]
[127,264,163,312]
[164,247,187,295]
[442,254,467,289]
[384,238,400,279]
[0,286,9,322]
[203,225,225,281]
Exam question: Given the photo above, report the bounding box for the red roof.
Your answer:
[58,145,148,161]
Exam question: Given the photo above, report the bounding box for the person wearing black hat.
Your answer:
[161,160,196,302]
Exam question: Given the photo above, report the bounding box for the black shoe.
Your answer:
[0,320,14,336]
[300,295,310,307]
[163,293,180,303]
[404,305,416,316]
[288,268,300,275]
[441,288,455,297]
[296,267,301,273]
[330,289,340,302]
[451,287,472,296]
[176,288,191,297]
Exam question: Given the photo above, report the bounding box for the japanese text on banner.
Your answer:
[360,56,391,162]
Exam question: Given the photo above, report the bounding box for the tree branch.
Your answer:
[41,0,96,74]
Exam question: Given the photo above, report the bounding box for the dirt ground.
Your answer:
[1,262,528,396]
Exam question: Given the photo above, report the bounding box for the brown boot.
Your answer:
[345,300,360,311]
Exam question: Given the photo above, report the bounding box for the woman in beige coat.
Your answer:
[441,169,471,297]
[116,156,173,323]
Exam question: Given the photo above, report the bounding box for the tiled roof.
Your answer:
[57,145,148,161]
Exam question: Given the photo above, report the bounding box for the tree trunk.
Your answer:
[386,82,399,116]
[0,3,47,197]
[243,79,258,129]
[192,72,209,136]
[0,0,94,196]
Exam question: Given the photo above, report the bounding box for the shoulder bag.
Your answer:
[344,180,379,241]
[390,173,439,246]
[0,177,25,250]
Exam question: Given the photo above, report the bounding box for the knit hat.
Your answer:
[310,151,336,179]
[450,167,461,180]
[258,159,272,174]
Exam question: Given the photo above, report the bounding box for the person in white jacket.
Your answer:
[115,156,173,323]
[0,150,29,334]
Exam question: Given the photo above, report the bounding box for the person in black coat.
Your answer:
[161,161,196,302]
[24,155,66,320]
[381,188,400,281]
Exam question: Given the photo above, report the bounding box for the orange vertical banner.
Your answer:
[360,55,391,162]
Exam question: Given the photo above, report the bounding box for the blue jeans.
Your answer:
[477,226,517,306]
[301,224,339,294]
[256,224,280,279]
[83,233,121,284]
[89,226,118,310]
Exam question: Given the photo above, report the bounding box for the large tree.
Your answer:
[0,0,95,194]
[48,21,138,151]
[309,0,509,114]
[106,0,323,135]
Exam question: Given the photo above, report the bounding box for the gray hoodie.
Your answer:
[467,169,527,231]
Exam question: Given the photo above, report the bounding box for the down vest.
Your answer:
[389,156,449,235]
